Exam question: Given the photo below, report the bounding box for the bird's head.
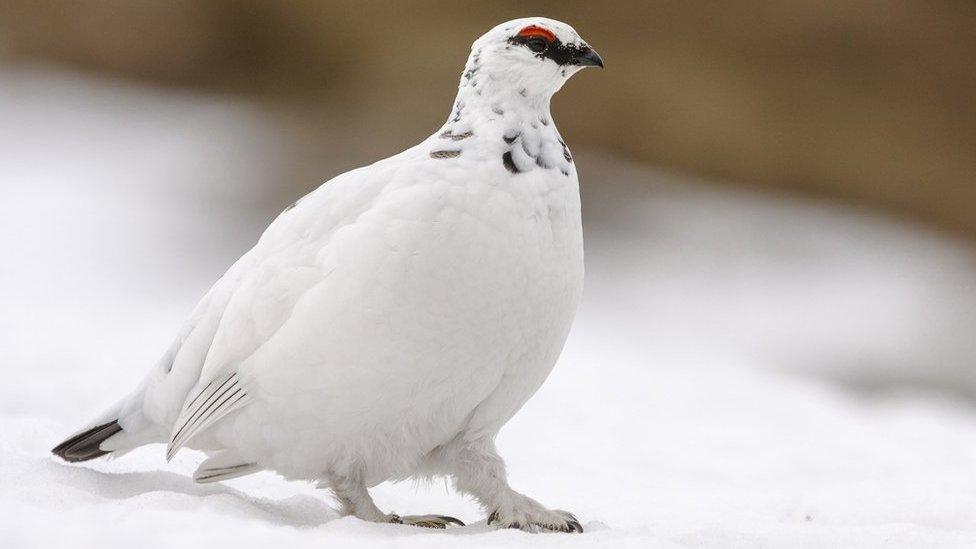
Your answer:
[459,18,603,106]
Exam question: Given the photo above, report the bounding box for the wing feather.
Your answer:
[193,450,259,483]
[166,371,251,460]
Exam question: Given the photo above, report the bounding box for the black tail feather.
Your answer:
[51,420,122,462]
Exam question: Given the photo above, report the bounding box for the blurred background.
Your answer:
[3,3,976,545]
[3,0,975,237]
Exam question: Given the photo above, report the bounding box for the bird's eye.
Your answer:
[526,37,548,53]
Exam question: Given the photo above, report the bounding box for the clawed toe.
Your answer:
[487,508,583,534]
[552,510,583,533]
[399,514,466,529]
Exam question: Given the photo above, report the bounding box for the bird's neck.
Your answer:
[447,88,552,126]
[444,57,556,133]
[437,62,574,177]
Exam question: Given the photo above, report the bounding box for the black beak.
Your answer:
[574,47,604,69]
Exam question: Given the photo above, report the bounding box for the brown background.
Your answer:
[2,0,974,239]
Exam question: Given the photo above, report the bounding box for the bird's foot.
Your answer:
[487,503,582,533]
[390,514,466,529]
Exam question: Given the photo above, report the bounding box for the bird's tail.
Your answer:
[51,395,154,463]
[51,419,123,462]
[53,336,187,463]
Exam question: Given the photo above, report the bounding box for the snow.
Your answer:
[3,67,976,548]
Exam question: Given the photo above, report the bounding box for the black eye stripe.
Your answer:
[507,34,591,67]
[526,37,548,52]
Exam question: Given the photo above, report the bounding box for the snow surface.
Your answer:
[3,67,976,548]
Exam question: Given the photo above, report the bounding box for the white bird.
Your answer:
[53,17,602,533]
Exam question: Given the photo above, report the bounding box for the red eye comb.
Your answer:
[517,25,556,43]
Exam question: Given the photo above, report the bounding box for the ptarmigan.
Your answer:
[53,17,602,533]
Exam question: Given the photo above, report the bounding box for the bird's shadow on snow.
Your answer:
[42,454,606,536]
[44,457,338,528]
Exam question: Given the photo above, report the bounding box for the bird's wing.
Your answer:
[162,158,414,457]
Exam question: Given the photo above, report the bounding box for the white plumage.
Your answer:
[53,17,602,533]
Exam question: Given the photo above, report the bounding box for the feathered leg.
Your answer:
[449,437,582,533]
